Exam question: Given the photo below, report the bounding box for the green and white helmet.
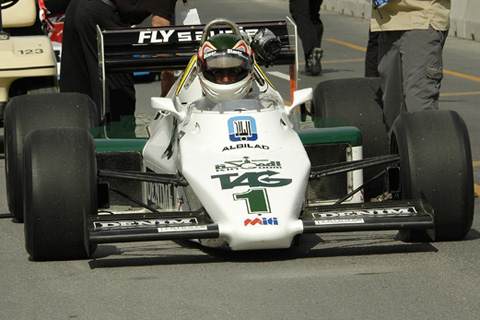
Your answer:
[197,33,254,103]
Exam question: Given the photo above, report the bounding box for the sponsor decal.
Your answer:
[215,157,281,172]
[204,48,247,59]
[228,116,258,142]
[234,188,271,214]
[157,226,208,233]
[312,207,417,219]
[244,217,279,226]
[138,29,176,43]
[222,144,269,152]
[94,218,198,230]
[211,171,292,189]
[137,28,260,44]
[146,182,178,209]
[314,219,364,225]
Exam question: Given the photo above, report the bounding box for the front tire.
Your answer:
[391,110,474,241]
[24,127,97,261]
[4,93,98,222]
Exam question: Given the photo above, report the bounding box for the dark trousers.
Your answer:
[60,0,136,121]
[289,0,324,61]
[365,29,380,77]
[378,27,447,130]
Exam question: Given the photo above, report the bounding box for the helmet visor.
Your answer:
[200,49,252,84]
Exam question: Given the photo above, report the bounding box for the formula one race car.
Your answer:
[3,18,474,260]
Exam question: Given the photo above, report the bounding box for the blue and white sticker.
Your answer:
[228,116,258,142]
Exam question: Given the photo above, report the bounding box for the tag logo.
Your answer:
[211,171,292,190]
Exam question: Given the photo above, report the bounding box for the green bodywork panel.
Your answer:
[91,115,361,152]
[90,115,150,153]
[95,138,147,152]
[298,126,361,147]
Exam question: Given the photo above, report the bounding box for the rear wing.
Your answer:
[97,19,298,121]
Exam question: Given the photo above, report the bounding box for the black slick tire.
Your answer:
[24,127,97,261]
[391,110,474,241]
[4,93,98,222]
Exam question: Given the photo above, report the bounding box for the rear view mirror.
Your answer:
[286,88,313,114]
[151,97,186,121]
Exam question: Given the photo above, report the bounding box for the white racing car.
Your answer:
[3,18,474,260]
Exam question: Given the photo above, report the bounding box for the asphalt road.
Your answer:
[1,1,479,319]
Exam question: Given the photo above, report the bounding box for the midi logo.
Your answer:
[244,217,278,226]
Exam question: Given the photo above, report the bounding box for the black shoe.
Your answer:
[307,47,323,76]
[305,60,311,73]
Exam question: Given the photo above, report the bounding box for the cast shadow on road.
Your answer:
[0,213,12,219]
[464,228,480,241]
[87,229,477,269]
[299,67,352,78]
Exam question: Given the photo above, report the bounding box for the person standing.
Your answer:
[371,0,450,130]
[289,0,324,76]
[60,0,177,122]
[365,28,380,77]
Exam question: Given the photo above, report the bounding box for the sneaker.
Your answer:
[305,59,312,73]
[307,47,323,76]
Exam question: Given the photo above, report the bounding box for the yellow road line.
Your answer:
[325,38,480,84]
[325,38,366,52]
[444,70,480,83]
[440,92,480,97]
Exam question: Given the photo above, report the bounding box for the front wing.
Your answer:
[87,200,433,245]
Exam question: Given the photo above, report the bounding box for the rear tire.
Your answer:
[24,128,97,260]
[391,110,474,241]
[313,78,388,199]
[4,93,98,222]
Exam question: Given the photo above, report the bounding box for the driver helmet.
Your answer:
[197,33,254,103]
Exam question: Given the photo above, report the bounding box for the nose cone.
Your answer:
[220,215,304,251]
